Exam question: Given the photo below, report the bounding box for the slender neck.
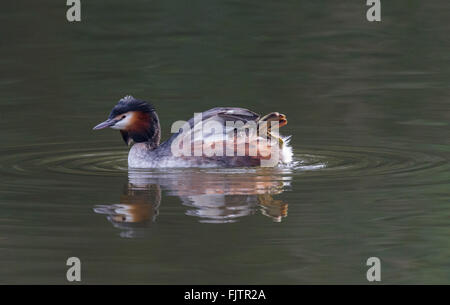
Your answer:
[146,111,161,148]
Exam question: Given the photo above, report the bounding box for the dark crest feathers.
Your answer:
[108,95,155,119]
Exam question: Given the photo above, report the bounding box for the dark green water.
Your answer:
[0,1,449,284]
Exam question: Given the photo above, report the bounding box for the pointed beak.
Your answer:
[93,119,116,130]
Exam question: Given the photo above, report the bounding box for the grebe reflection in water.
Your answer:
[94,169,290,237]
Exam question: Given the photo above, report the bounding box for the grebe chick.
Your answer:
[93,96,292,168]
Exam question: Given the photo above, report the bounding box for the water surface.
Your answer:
[0,1,449,284]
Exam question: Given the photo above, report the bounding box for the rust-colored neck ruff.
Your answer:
[121,111,160,148]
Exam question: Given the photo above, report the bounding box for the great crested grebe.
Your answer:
[93,95,292,168]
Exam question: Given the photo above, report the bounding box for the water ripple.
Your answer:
[0,142,446,183]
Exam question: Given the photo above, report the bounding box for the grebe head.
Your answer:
[93,95,161,147]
